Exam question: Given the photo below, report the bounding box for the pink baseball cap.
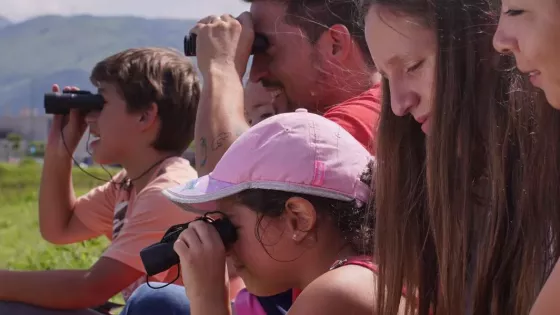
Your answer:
[163,108,373,213]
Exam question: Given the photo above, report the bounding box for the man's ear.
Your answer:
[283,196,318,243]
[317,24,353,62]
[138,102,158,131]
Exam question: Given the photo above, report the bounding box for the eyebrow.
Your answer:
[386,54,405,67]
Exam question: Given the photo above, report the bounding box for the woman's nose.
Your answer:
[389,81,420,117]
[493,23,517,55]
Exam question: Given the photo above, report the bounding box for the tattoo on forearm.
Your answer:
[211,132,232,151]
[199,137,208,167]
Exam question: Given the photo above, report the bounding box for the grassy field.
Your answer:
[0,160,124,305]
[0,160,114,270]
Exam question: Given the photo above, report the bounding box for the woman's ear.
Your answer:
[283,197,317,243]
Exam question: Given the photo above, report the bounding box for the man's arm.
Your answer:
[195,67,249,176]
[0,257,143,310]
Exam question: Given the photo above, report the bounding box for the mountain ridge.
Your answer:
[0,15,198,115]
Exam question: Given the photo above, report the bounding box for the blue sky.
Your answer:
[1,0,250,22]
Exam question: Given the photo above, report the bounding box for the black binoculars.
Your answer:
[183,33,269,57]
[140,214,238,277]
[44,90,104,115]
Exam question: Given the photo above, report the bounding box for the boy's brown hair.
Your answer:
[90,47,200,154]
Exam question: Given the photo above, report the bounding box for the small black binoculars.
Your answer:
[183,33,269,57]
[44,90,104,115]
[140,214,237,277]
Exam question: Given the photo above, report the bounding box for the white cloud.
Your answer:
[0,0,250,22]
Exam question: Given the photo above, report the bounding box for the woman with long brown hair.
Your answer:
[493,1,560,314]
[360,0,556,314]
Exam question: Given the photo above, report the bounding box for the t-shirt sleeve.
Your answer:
[101,184,200,275]
[324,105,379,154]
[73,178,119,238]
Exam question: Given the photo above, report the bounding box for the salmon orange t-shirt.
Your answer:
[73,156,198,301]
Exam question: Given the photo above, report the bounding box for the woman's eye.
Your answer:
[505,9,524,16]
[406,60,424,73]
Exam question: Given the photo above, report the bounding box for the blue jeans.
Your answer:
[120,283,190,315]
[120,283,293,315]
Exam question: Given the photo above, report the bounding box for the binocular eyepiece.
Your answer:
[44,90,104,115]
[183,33,269,57]
[140,215,237,277]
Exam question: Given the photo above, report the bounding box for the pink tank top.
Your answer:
[234,256,376,315]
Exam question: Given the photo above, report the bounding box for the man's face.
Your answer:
[249,1,326,110]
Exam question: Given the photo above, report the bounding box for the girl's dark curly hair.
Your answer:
[234,159,375,255]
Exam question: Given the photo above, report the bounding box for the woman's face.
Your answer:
[493,0,560,109]
[364,5,437,134]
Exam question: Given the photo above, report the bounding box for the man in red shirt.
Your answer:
[190,0,381,176]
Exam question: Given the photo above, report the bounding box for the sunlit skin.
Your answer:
[493,0,560,109]
[364,6,437,134]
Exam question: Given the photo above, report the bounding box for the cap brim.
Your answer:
[163,175,244,214]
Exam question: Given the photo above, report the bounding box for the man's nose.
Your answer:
[249,53,270,83]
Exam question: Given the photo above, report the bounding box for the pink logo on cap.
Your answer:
[311,161,326,186]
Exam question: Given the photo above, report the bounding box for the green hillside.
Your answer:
[0,15,197,114]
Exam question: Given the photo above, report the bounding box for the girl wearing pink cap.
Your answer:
[493,1,560,314]
[163,110,379,315]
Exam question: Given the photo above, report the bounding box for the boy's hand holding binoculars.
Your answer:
[46,84,88,158]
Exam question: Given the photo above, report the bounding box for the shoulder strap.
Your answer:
[234,289,267,315]
[329,255,377,272]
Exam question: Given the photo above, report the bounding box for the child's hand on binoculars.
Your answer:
[173,220,231,311]
[46,84,88,156]
[190,12,255,80]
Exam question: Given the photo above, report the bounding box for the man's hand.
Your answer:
[190,12,255,79]
[46,84,88,158]
[174,220,231,315]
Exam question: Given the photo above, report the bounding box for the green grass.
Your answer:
[0,160,124,306]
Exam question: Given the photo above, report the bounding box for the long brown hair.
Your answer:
[359,0,560,314]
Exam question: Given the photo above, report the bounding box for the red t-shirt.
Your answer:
[323,84,382,154]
